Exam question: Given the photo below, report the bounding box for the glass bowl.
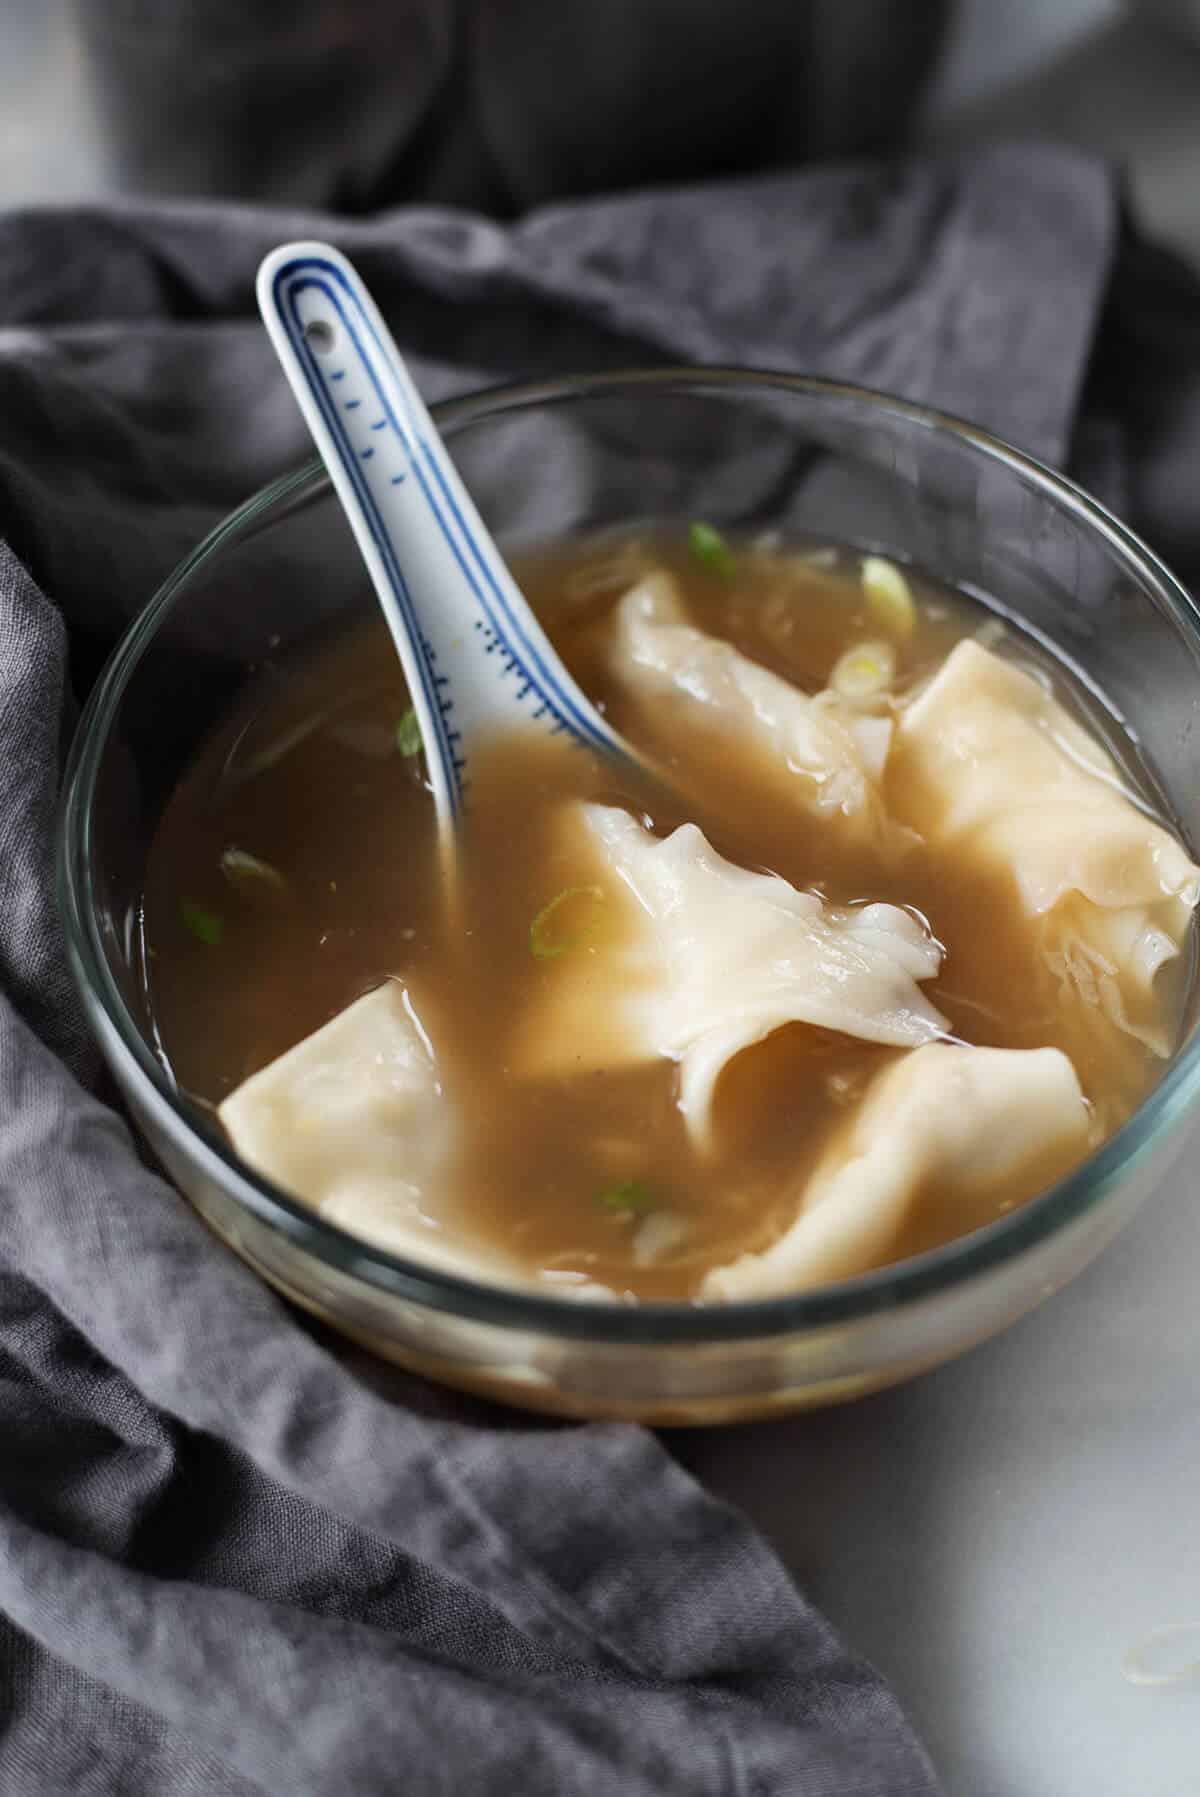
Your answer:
[57,370,1200,1424]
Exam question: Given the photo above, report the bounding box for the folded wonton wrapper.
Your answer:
[218,982,523,1287]
[518,803,948,1143]
[896,641,1200,1054]
[608,574,906,851]
[702,1043,1092,1299]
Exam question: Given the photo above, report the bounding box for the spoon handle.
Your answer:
[257,241,627,824]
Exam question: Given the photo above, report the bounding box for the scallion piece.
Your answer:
[220,847,288,897]
[830,639,896,702]
[180,901,224,946]
[688,520,735,578]
[861,556,916,639]
[595,1179,655,1215]
[395,709,422,757]
[529,884,604,960]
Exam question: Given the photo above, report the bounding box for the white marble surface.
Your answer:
[679,1124,1200,1795]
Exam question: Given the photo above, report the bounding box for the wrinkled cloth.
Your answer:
[72,0,949,213]
[1,143,1196,1795]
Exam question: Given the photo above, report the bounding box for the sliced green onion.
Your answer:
[595,1178,656,1215]
[861,556,916,638]
[688,520,735,578]
[180,901,224,946]
[220,847,288,897]
[529,884,605,960]
[830,639,896,702]
[395,709,422,757]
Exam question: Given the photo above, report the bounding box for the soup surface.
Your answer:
[142,532,1197,1301]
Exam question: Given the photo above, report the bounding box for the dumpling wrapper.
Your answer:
[218,982,523,1287]
[703,1043,1091,1299]
[608,574,904,850]
[518,804,948,1143]
[895,640,1200,1053]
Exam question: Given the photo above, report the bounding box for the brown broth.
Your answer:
[141,533,1190,1299]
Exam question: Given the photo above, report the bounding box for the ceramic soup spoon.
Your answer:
[256,240,640,868]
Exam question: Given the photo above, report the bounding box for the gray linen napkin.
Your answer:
[71,0,948,213]
[0,143,1176,1795]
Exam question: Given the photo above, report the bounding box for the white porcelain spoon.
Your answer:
[256,241,638,863]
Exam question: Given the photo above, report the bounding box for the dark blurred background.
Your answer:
[2,1,1197,269]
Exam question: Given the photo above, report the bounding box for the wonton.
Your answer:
[219,983,523,1286]
[518,803,948,1142]
[895,641,1200,1053]
[703,1044,1092,1298]
[608,574,908,852]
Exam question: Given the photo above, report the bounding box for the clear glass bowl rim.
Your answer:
[55,366,1200,1346]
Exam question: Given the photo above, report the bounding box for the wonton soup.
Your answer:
[141,531,1198,1303]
